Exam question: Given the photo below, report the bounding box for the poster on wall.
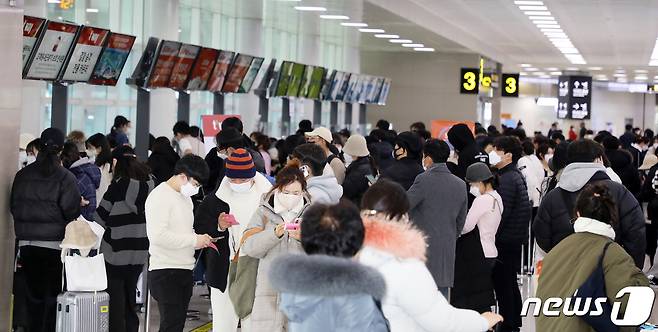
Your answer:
[167,44,201,90]
[88,33,136,86]
[22,16,47,71]
[239,57,265,93]
[24,21,80,80]
[147,40,182,88]
[185,47,219,90]
[61,26,110,82]
[222,54,254,93]
[207,50,235,92]
[306,67,326,100]
[128,37,159,87]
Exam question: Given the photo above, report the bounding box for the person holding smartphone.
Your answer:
[241,164,312,332]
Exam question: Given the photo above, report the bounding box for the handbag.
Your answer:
[228,227,263,318]
[63,249,108,291]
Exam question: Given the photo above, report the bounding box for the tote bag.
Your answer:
[228,227,263,318]
[64,250,108,291]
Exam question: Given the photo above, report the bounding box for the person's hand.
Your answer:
[289,228,301,241]
[481,312,503,330]
[218,213,232,230]
[274,223,285,238]
[81,196,90,206]
[195,234,212,249]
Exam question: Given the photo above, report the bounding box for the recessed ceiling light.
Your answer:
[375,34,399,39]
[514,1,544,5]
[533,71,547,75]
[654,75,658,79]
[536,24,560,28]
[340,22,368,27]
[294,6,327,11]
[518,5,548,10]
[650,60,658,66]
[389,39,413,43]
[359,28,385,33]
[566,67,579,71]
[529,16,554,20]
[544,67,558,71]
[613,73,626,77]
[588,67,603,71]
[635,76,648,81]
[414,47,435,52]
[520,72,528,76]
[520,64,532,67]
[540,28,563,33]
[48,0,61,3]
[525,67,539,71]
[532,19,558,24]
[319,15,350,20]
[635,69,648,73]
[402,43,425,48]
[539,75,551,78]
[550,71,562,75]
[559,47,580,54]
[545,32,568,38]
[525,11,552,16]
[86,8,99,13]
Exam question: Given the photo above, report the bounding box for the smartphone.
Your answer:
[224,214,240,226]
[284,218,302,231]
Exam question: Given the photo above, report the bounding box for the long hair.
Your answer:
[86,133,112,167]
[112,146,151,182]
[35,142,63,177]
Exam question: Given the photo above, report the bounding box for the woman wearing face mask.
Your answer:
[342,135,378,206]
[241,164,311,332]
[107,115,131,149]
[211,148,272,332]
[87,133,113,206]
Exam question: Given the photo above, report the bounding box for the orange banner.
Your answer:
[430,120,475,141]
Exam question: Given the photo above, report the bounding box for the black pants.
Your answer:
[493,243,522,332]
[19,246,62,332]
[522,207,537,273]
[647,220,658,265]
[107,266,142,332]
[148,269,193,332]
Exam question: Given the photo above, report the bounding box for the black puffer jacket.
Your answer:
[606,148,641,197]
[533,165,645,268]
[369,141,394,172]
[11,163,81,241]
[342,157,374,206]
[447,124,489,180]
[193,193,230,291]
[380,158,424,191]
[496,163,532,245]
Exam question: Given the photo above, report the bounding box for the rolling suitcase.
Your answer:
[55,291,110,332]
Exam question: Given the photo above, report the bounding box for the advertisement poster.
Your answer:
[22,16,46,71]
[222,54,253,93]
[321,70,336,100]
[239,57,264,93]
[88,33,136,86]
[186,48,219,90]
[377,78,392,105]
[287,63,306,97]
[25,21,79,80]
[207,50,235,92]
[307,67,326,100]
[129,37,159,87]
[299,65,315,98]
[274,61,293,97]
[335,72,351,101]
[147,40,181,88]
[61,26,109,82]
[168,44,201,90]
[431,120,474,141]
[202,114,242,153]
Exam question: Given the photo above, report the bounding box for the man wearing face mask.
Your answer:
[447,124,490,181]
[380,131,424,191]
[408,139,468,298]
[212,148,272,332]
[145,155,213,332]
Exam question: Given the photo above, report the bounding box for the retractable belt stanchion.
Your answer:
[329,101,338,131]
[342,102,351,130]
[282,98,291,136]
[51,82,69,131]
[178,91,191,123]
[313,100,322,128]
[213,93,225,115]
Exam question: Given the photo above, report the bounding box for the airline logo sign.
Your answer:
[62,26,109,82]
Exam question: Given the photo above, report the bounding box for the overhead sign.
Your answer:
[186,48,219,90]
[168,44,200,90]
[501,73,519,97]
[22,16,47,71]
[128,37,159,87]
[222,54,253,93]
[61,26,109,82]
[147,40,181,88]
[239,57,265,93]
[207,50,235,92]
[88,33,135,86]
[556,75,592,119]
[460,68,479,94]
[25,21,80,80]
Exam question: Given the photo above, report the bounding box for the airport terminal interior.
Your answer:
[4,0,658,331]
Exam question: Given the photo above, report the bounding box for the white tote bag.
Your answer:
[64,251,108,291]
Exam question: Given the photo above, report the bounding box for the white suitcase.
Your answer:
[55,291,109,332]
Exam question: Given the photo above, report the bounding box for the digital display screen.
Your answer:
[239,57,265,93]
[61,26,110,82]
[168,44,201,90]
[87,33,136,86]
[222,53,253,93]
[146,40,181,88]
[185,47,219,90]
[206,50,235,92]
[25,21,80,80]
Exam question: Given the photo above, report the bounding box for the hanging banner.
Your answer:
[147,40,181,88]
[88,33,136,86]
[25,21,80,80]
[61,26,109,82]
[186,47,219,91]
[22,16,47,71]
[168,44,200,90]
[207,50,235,92]
[431,120,475,141]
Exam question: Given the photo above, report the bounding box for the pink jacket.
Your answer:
[462,191,503,258]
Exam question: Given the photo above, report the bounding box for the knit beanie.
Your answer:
[225,148,256,179]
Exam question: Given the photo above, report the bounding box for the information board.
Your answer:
[168,44,200,90]
[287,63,306,97]
[186,48,219,90]
[501,73,519,98]
[61,26,109,82]
[255,59,276,97]
[25,21,79,80]
[327,71,344,101]
[22,16,47,71]
[460,68,480,94]
[128,37,159,87]
[306,67,326,100]
[335,72,351,102]
[274,61,293,97]
[147,40,181,88]
[222,54,253,93]
[87,33,135,86]
[343,74,360,102]
[207,50,235,92]
[377,78,392,105]
[239,57,265,93]
[556,75,591,119]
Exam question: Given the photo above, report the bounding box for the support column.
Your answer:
[51,83,69,132]
[330,102,338,131]
[213,94,225,115]
[491,62,503,128]
[135,88,151,160]
[313,100,322,127]
[282,98,291,136]
[177,91,190,122]
[258,96,269,133]
[359,104,367,130]
[343,102,352,129]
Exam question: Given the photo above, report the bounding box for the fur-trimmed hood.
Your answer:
[362,215,427,261]
[269,254,386,300]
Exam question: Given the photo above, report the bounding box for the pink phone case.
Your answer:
[284,223,300,231]
[225,214,240,225]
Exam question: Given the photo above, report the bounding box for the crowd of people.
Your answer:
[9,115,658,332]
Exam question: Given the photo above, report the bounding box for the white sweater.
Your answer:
[145,182,197,271]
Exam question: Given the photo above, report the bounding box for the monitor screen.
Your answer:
[239,57,265,93]
[168,44,200,90]
[185,47,219,90]
[147,40,181,88]
[24,21,79,80]
[298,65,314,98]
[287,63,307,97]
[87,33,136,86]
[61,26,110,82]
[274,61,293,97]
[256,59,276,97]
[367,77,384,104]
[222,54,253,93]
[334,72,351,102]
[343,74,360,103]
[206,50,235,92]
[321,70,336,101]
[22,16,47,72]
[306,67,326,100]
[377,78,392,105]
[356,75,372,104]
[128,37,159,87]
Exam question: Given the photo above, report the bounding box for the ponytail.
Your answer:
[35,144,62,177]
[575,183,618,227]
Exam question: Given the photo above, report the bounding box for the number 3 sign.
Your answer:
[460,68,479,94]
[502,73,520,97]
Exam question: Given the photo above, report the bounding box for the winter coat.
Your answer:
[518,155,546,207]
[408,163,468,287]
[451,227,496,313]
[536,230,648,332]
[241,191,311,332]
[327,155,346,184]
[342,156,374,206]
[96,163,112,208]
[619,130,635,149]
[11,162,81,241]
[95,176,155,274]
[641,163,658,221]
[381,157,424,191]
[307,174,343,205]
[193,192,230,290]
[495,163,532,245]
[370,141,395,172]
[533,162,646,268]
[358,216,489,332]
[148,150,179,184]
[69,158,102,221]
[269,254,389,332]
[204,147,225,192]
[606,148,641,197]
[447,124,489,180]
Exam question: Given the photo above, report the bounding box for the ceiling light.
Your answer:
[520,64,532,67]
[525,67,539,71]
[635,69,648,73]
[550,71,562,75]
[340,22,368,27]
[48,0,61,3]
[544,67,558,71]
[414,47,435,52]
[559,47,580,54]
[613,73,626,77]
[635,76,649,81]
[389,39,413,43]
[544,32,568,38]
[654,76,658,79]
[518,5,548,10]
[524,11,552,16]
[650,60,658,66]
[319,15,350,20]
[520,72,528,76]
[588,67,603,71]
[540,28,563,33]
[536,24,560,28]
[532,71,547,75]
[294,6,327,11]
[402,43,425,48]
[375,34,399,39]
[539,75,551,79]
[529,16,555,20]
[86,8,99,13]
[359,28,385,33]
[536,97,558,106]
[566,67,579,71]
[532,19,558,24]
[514,1,544,5]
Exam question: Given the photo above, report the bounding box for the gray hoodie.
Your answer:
[557,162,607,192]
[307,174,343,205]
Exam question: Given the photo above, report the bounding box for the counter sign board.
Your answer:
[22,16,46,71]
[88,33,136,86]
[168,44,201,90]
[556,75,592,119]
[61,26,109,82]
[25,21,80,80]
[147,40,181,88]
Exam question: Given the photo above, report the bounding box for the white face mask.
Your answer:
[180,182,199,197]
[217,151,228,160]
[275,192,303,211]
[230,181,253,193]
[19,150,27,167]
[26,155,36,165]
[344,154,354,167]
[469,185,482,197]
[86,148,97,159]
[488,150,502,166]
[544,153,554,163]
